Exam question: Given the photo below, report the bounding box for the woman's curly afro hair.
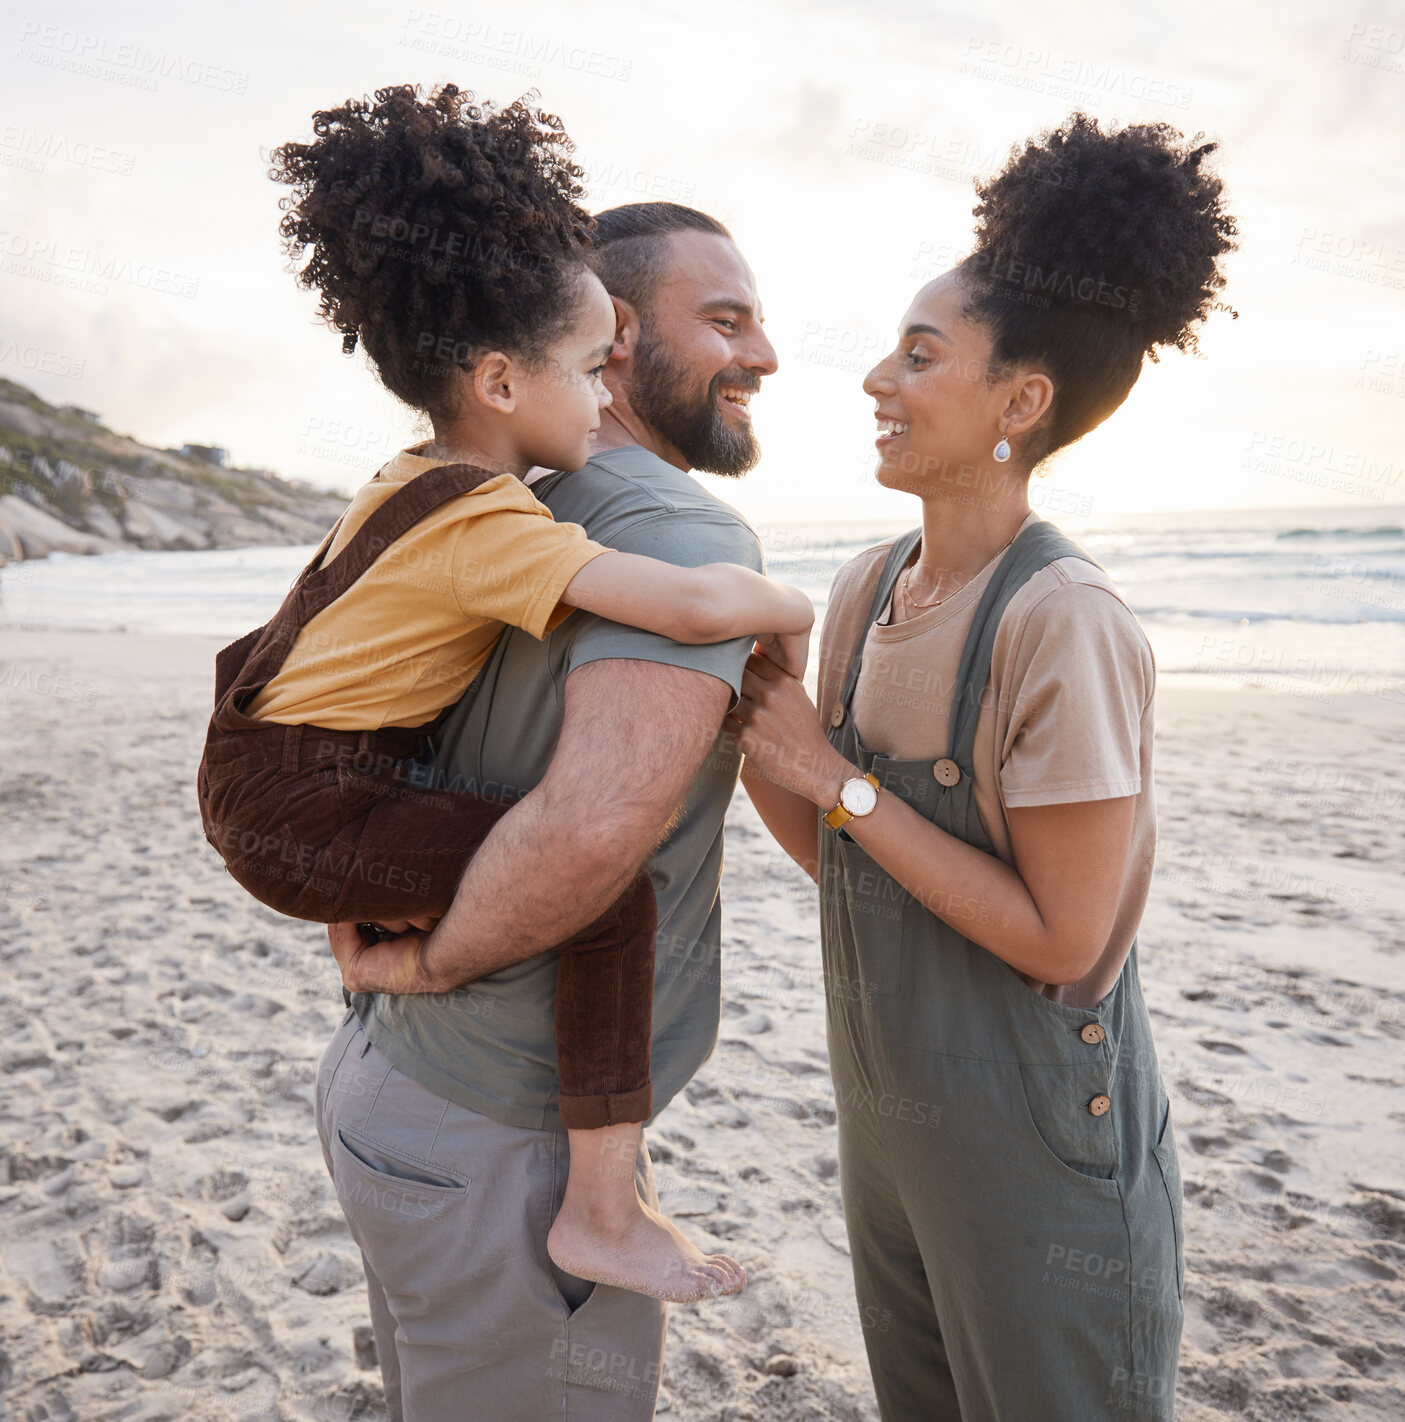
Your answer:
[958,111,1238,463]
[269,83,595,418]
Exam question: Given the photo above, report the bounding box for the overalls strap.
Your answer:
[292,462,504,622]
[947,519,1099,767]
[220,462,504,713]
[836,527,924,710]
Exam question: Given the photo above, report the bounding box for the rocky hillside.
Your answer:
[0,379,347,562]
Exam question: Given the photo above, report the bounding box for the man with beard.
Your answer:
[317,203,778,1420]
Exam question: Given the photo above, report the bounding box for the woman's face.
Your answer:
[862,271,1015,498]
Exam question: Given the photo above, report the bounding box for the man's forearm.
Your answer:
[406,657,732,993]
[418,785,650,987]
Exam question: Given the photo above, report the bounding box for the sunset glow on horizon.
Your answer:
[3,0,1401,525]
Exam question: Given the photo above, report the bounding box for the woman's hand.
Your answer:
[732,651,854,806]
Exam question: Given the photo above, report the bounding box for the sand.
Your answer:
[0,627,1402,1421]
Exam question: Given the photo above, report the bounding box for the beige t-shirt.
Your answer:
[816,512,1156,1008]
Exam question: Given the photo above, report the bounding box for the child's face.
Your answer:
[513,272,616,473]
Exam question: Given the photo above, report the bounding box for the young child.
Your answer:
[198,85,809,1304]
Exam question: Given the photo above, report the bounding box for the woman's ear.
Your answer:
[470,351,516,414]
[1003,369,1054,438]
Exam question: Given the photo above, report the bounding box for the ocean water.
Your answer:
[4,504,1404,699]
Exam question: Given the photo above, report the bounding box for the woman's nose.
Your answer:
[863,358,894,397]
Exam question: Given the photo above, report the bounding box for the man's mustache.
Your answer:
[710,372,763,395]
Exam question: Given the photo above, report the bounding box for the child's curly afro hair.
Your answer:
[269,83,595,418]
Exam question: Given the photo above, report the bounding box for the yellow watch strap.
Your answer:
[823,772,879,831]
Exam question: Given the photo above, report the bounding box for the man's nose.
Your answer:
[742,323,779,377]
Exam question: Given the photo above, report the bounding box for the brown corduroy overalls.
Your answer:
[196,463,655,1129]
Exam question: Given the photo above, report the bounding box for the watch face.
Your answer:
[841,777,878,817]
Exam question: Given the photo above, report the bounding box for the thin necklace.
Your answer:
[895,529,1020,617]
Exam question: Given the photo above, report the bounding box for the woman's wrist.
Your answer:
[806,752,860,809]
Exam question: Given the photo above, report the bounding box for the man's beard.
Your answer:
[629,329,761,477]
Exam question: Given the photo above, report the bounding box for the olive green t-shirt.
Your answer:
[350,445,764,1131]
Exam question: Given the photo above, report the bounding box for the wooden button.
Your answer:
[932,759,961,787]
[1088,1094,1112,1117]
[1080,1023,1106,1045]
[829,703,845,728]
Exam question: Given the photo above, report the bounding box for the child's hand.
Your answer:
[753,628,810,680]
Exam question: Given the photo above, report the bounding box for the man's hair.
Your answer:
[591,202,732,317]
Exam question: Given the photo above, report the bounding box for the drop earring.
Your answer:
[993,431,1011,463]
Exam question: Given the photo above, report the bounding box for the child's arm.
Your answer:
[561,551,815,677]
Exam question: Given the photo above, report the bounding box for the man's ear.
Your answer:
[470,351,516,414]
[608,296,639,363]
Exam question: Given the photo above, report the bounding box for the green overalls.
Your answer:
[819,521,1184,1421]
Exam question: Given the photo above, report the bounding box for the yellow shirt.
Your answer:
[248,444,607,730]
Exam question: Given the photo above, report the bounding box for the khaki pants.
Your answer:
[314,1010,667,1420]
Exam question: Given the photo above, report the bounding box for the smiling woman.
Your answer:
[733,111,1238,1422]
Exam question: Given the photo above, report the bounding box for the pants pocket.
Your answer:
[332,1124,469,1226]
[1017,1062,1122,1189]
[1151,1101,1185,1300]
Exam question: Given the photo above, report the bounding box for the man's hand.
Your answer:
[328,921,438,995]
[397,658,732,994]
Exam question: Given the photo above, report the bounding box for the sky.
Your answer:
[2,0,1403,526]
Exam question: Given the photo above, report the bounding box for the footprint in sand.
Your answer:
[1242,1169,1285,1194]
[1254,1148,1293,1175]
[1344,1254,1397,1282]
[86,1214,161,1294]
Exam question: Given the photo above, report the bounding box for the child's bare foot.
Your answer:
[547,1196,746,1303]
